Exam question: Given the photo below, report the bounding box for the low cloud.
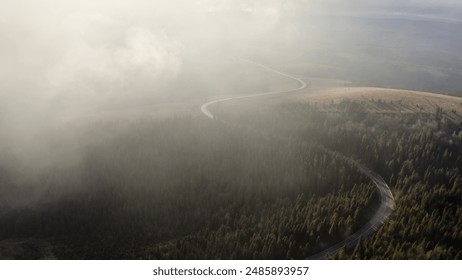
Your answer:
[1,0,461,177]
[47,16,182,105]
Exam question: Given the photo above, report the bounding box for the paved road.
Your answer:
[201,59,307,120]
[309,152,395,259]
[200,61,395,259]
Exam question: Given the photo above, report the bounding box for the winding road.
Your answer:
[201,59,306,119]
[200,60,395,259]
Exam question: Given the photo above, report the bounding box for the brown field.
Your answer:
[289,86,462,116]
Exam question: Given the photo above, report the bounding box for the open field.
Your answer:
[258,86,462,130]
[291,87,462,114]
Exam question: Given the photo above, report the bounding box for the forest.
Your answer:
[0,91,461,259]
[216,96,462,259]
[0,113,378,259]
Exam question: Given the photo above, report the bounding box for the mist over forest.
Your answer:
[1,0,462,260]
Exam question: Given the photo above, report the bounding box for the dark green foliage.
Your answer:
[217,97,461,259]
[2,93,460,260]
[0,117,376,259]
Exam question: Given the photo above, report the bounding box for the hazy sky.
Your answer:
[1,0,462,166]
[2,0,461,95]
[2,0,461,108]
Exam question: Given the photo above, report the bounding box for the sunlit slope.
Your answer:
[291,87,462,115]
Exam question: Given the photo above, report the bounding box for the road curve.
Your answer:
[308,152,395,259]
[199,61,395,259]
[201,59,307,120]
